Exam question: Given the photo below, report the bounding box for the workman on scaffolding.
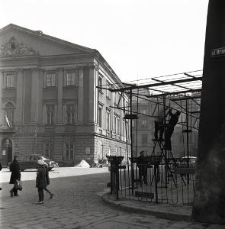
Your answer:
[154,106,169,141]
[164,109,181,151]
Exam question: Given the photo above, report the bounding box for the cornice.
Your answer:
[93,51,124,87]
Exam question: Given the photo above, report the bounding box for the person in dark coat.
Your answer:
[137,151,148,185]
[43,162,54,199]
[9,155,21,197]
[36,159,48,204]
[164,109,181,151]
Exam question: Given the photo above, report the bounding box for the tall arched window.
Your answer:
[4,102,15,127]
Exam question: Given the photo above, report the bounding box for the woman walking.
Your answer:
[43,162,54,199]
[36,159,48,204]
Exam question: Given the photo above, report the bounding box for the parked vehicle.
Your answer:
[178,156,197,168]
[8,154,59,171]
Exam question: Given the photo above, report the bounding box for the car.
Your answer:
[8,154,59,171]
[178,156,197,168]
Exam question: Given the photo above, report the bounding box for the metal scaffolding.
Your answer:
[108,70,202,190]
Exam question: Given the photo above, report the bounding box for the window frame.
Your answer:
[106,108,111,130]
[44,142,53,158]
[98,103,103,127]
[65,143,74,160]
[98,75,103,94]
[66,104,76,125]
[46,72,56,87]
[66,71,76,86]
[4,72,16,88]
[46,104,55,125]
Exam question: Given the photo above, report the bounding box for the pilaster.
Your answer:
[78,68,84,123]
[14,69,23,125]
[57,68,63,123]
[0,71,3,126]
[89,65,98,123]
[30,69,40,123]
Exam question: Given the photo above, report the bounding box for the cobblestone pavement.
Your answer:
[0,167,224,229]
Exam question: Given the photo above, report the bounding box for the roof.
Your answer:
[0,23,95,53]
[0,24,123,85]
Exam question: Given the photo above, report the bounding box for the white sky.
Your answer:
[0,0,208,83]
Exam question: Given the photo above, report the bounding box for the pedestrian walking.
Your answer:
[36,159,48,204]
[43,162,54,199]
[9,155,21,197]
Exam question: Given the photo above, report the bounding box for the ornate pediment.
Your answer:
[0,37,38,57]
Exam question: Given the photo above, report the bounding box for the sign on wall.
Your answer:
[211,47,225,57]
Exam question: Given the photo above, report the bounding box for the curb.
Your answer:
[101,192,194,222]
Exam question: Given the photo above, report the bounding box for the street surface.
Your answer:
[0,167,223,229]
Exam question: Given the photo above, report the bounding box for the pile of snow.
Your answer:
[74,160,90,168]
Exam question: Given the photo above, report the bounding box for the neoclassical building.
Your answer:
[0,24,130,166]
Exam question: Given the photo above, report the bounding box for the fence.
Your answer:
[107,156,195,205]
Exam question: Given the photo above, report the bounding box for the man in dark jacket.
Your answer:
[9,155,21,197]
[43,162,54,199]
[137,151,148,185]
[164,109,181,151]
[36,159,48,204]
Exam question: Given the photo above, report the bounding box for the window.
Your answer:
[117,116,120,135]
[106,109,111,130]
[4,102,15,127]
[66,72,76,86]
[114,93,117,105]
[141,119,147,128]
[122,120,126,137]
[66,104,75,124]
[106,81,111,99]
[98,104,103,127]
[132,120,135,128]
[114,115,117,133]
[46,105,55,125]
[98,76,103,93]
[142,109,147,115]
[5,73,15,88]
[65,143,74,159]
[46,73,56,87]
[142,134,148,144]
[113,114,120,134]
[45,143,53,158]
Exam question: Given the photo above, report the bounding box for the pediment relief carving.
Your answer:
[0,37,38,57]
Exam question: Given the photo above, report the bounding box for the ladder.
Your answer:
[151,139,177,187]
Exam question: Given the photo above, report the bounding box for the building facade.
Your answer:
[0,24,130,167]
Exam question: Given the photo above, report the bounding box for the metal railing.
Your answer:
[107,156,195,205]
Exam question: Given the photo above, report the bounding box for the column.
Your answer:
[31,69,39,123]
[57,68,63,123]
[88,65,97,123]
[15,69,23,125]
[77,68,84,123]
[192,0,225,224]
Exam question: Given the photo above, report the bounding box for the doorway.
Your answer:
[1,138,12,167]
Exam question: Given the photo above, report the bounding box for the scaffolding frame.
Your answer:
[107,70,202,190]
